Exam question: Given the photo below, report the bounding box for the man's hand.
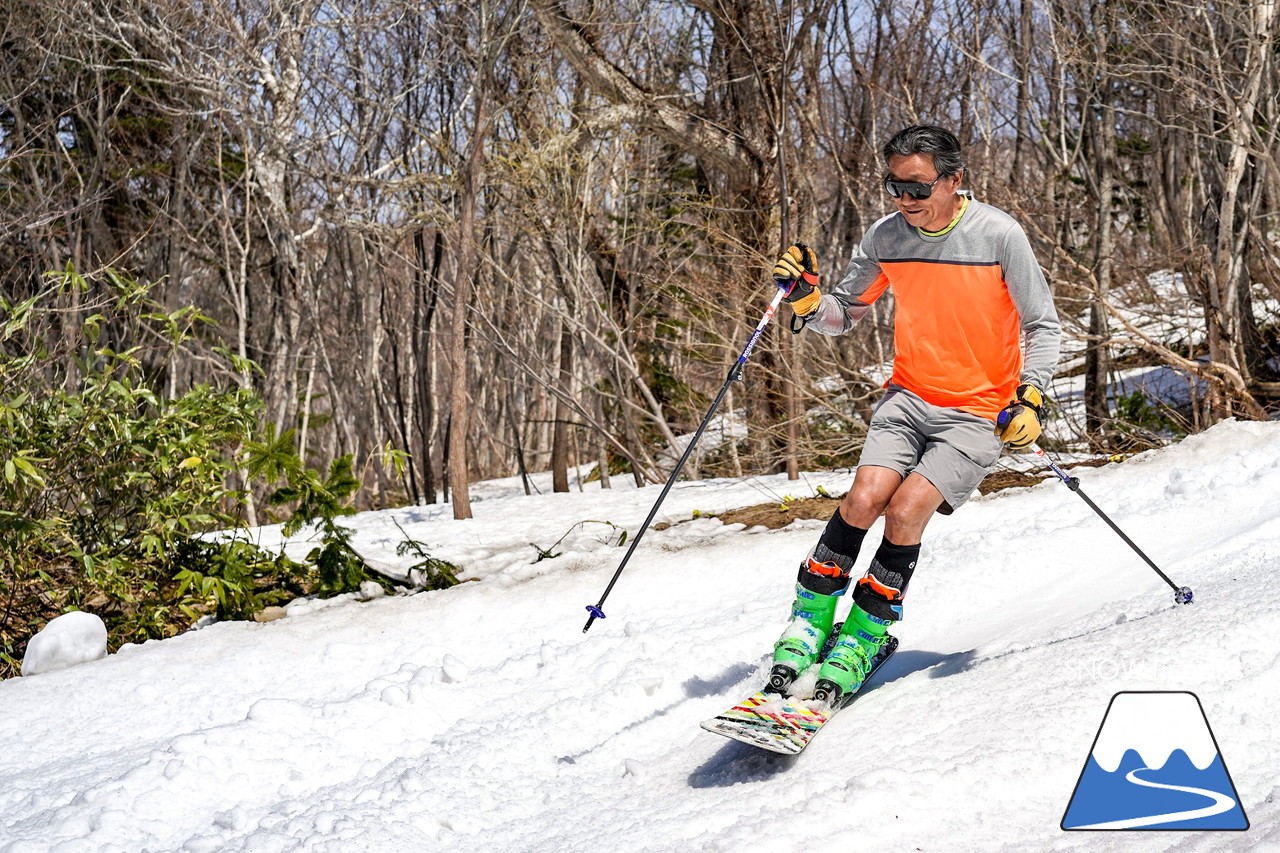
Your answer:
[773,243,821,315]
[995,383,1044,449]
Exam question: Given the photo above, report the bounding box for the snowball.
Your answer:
[440,654,469,683]
[21,611,108,676]
[637,677,663,697]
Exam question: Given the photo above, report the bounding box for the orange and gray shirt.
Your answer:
[803,199,1062,421]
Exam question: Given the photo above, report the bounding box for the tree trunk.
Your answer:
[1085,80,1117,441]
[447,91,489,520]
[551,319,573,493]
[414,228,443,504]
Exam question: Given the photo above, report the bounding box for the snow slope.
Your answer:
[3,420,1280,852]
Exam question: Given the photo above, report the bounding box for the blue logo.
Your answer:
[1062,691,1248,831]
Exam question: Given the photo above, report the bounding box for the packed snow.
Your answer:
[19,612,108,678]
[3,420,1280,852]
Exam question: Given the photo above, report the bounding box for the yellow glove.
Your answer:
[772,243,821,316]
[994,383,1044,449]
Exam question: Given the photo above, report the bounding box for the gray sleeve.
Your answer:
[801,223,886,336]
[1002,222,1062,389]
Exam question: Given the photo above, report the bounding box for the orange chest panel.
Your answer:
[868,259,1023,419]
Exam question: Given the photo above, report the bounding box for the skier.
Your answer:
[770,125,1062,706]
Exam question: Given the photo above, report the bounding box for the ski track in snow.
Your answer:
[2,421,1280,852]
[1072,768,1237,829]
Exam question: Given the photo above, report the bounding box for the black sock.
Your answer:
[796,512,868,596]
[852,537,920,621]
[812,511,868,573]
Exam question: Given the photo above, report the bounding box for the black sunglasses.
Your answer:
[883,173,950,200]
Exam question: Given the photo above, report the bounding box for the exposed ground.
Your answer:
[696,456,1120,531]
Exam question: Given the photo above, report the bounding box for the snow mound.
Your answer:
[21,611,108,677]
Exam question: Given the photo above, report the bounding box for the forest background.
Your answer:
[2,0,1279,667]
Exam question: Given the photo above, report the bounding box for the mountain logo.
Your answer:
[1062,691,1249,831]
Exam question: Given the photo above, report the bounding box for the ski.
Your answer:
[699,635,898,755]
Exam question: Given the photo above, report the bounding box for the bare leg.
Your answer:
[839,466,945,545]
[838,465,901,529]
[880,472,946,545]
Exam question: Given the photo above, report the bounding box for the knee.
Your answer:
[882,498,930,542]
[841,487,887,528]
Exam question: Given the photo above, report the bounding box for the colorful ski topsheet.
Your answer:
[699,692,832,754]
[700,635,898,755]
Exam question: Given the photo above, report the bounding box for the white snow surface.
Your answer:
[4,420,1280,851]
[20,611,108,677]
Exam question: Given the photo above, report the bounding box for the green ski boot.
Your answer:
[812,603,891,706]
[769,557,849,692]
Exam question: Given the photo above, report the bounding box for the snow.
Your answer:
[20,611,108,677]
[4,420,1280,851]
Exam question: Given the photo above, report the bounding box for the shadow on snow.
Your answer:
[687,647,976,789]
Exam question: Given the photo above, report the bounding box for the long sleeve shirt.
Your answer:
[804,199,1062,421]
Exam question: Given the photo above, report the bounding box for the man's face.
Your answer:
[885,153,964,232]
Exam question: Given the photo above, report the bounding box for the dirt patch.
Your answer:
[717,495,843,530]
[976,468,1051,494]
[702,456,1120,531]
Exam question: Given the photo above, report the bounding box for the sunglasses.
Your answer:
[883,173,950,200]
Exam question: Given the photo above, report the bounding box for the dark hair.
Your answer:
[882,125,965,178]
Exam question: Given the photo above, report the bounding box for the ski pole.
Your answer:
[1029,443,1193,606]
[582,282,793,633]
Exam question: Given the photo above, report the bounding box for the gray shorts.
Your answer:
[859,385,1003,514]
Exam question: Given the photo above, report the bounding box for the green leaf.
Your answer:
[11,456,44,486]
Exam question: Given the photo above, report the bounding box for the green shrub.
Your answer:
[0,267,458,678]
[0,268,266,672]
